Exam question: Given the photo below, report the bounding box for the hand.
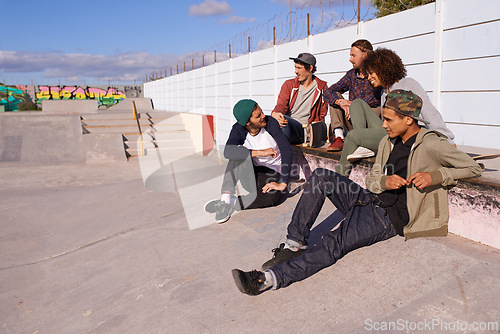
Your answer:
[253,147,277,158]
[262,182,287,193]
[271,111,288,127]
[407,172,432,190]
[336,99,352,120]
[385,174,407,190]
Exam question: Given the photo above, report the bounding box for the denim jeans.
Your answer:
[271,168,396,289]
[280,115,304,145]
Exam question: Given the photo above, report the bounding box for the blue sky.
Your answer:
[0,0,372,86]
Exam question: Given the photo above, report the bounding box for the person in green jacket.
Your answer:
[231,89,482,296]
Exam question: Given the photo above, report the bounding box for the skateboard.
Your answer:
[468,153,500,171]
[302,121,328,148]
[328,122,334,142]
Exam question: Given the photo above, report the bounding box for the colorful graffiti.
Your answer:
[36,86,126,106]
[0,85,32,111]
[0,84,135,111]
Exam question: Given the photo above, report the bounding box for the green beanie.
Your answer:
[233,99,257,126]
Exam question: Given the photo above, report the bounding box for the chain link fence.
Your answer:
[146,0,376,81]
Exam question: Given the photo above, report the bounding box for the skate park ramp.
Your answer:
[0,112,85,165]
[42,100,98,114]
[106,98,153,112]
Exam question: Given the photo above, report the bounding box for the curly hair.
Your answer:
[361,48,407,88]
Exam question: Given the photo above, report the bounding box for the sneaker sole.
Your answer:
[231,269,249,294]
[215,207,234,224]
[215,214,231,224]
[347,154,374,162]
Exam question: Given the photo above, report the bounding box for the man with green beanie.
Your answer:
[204,99,293,223]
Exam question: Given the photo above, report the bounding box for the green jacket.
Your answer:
[366,128,482,239]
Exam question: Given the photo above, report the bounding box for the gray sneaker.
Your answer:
[215,202,234,224]
[204,199,223,213]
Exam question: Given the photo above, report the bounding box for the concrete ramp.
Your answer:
[83,133,127,162]
[0,113,85,165]
[42,100,98,114]
[105,98,153,112]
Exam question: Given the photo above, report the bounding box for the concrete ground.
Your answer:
[1,154,499,334]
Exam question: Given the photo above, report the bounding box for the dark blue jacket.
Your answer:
[223,116,292,185]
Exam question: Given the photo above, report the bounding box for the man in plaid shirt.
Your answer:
[323,39,381,152]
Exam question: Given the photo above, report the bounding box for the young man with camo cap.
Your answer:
[231,90,481,295]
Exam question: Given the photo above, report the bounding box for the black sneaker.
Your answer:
[215,202,233,224]
[261,243,306,270]
[204,199,223,214]
[231,269,268,295]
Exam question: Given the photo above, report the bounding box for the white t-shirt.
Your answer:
[243,128,282,173]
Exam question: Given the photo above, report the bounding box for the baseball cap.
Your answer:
[383,89,429,124]
[289,53,316,66]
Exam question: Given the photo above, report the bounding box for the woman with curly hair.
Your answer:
[335,48,454,176]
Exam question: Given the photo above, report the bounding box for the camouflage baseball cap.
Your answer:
[383,89,429,124]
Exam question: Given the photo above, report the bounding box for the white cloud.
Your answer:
[0,50,179,84]
[188,0,233,16]
[219,16,257,24]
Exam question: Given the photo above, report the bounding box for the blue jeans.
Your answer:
[281,115,304,145]
[271,168,396,289]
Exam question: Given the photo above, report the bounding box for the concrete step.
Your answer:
[82,112,182,121]
[78,110,198,163]
[126,146,197,160]
[124,138,189,148]
[83,124,186,134]
[127,146,196,155]
[82,119,182,127]
[82,113,132,120]
[81,115,181,124]
[135,111,183,118]
[122,131,191,142]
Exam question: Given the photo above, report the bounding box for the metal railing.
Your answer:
[145,0,376,81]
[132,101,144,156]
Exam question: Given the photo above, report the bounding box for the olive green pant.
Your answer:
[335,99,386,176]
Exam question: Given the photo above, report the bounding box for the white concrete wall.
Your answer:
[144,0,500,149]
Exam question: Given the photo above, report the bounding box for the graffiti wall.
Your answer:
[0,85,32,111]
[0,84,142,111]
[36,86,126,106]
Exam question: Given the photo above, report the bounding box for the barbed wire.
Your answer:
[146,0,376,81]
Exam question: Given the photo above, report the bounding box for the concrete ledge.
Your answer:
[83,133,127,162]
[292,146,500,250]
[105,98,153,112]
[180,113,214,156]
[0,113,84,165]
[42,100,98,114]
